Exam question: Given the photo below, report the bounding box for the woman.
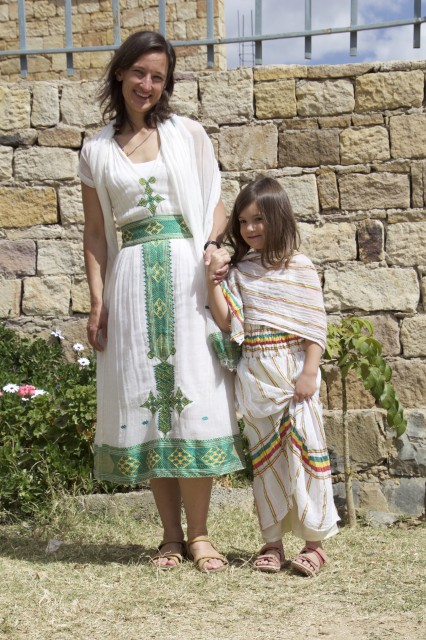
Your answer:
[78,31,245,571]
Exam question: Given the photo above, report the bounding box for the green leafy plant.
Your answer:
[323,317,406,527]
[0,324,99,517]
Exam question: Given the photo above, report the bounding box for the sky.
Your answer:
[224,0,426,68]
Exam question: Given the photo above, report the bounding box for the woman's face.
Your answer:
[116,51,169,123]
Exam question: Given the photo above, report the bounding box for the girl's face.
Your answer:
[238,202,266,251]
[116,51,168,123]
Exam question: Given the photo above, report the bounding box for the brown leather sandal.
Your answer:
[291,546,329,577]
[253,543,285,573]
[151,540,186,570]
[187,535,228,573]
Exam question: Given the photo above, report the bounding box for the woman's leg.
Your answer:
[150,477,185,567]
[179,477,225,571]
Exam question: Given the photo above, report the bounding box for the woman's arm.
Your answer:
[206,249,231,332]
[203,198,227,267]
[82,182,108,352]
[293,340,322,403]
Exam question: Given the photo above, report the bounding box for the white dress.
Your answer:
[78,119,245,483]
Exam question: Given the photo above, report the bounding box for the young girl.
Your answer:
[207,177,339,575]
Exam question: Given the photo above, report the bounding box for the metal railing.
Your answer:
[0,0,425,78]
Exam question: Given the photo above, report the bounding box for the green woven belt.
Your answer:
[121,215,193,247]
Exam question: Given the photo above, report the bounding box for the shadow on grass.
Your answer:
[0,536,255,568]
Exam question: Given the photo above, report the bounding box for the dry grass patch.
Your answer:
[0,498,424,640]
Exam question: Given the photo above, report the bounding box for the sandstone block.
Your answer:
[324,366,375,411]
[340,126,389,165]
[38,125,82,148]
[352,113,384,126]
[355,70,424,112]
[0,129,38,147]
[0,87,31,130]
[324,409,388,471]
[411,162,424,209]
[391,358,426,408]
[61,82,102,127]
[71,278,91,314]
[14,147,78,181]
[317,171,339,210]
[277,175,319,220]
[318,115,351,129]
[219,124,277,171]
[339,173,410,210]
[299,222,356,263]
[296,79,355,117]
[390,114,426,160]
[279,129,339,168]
[422,277,426,312]
[37,241,85,276]
[221,179,240,216]
[0,145,13,179]
[254,80,297,119]
[22,276,71,316]
[358,483,391,513]
[0,187,57,227]
[0,278,21,318]
[58,185,84,227]
[254,65,308,81]
[31,83,59,127]
[382,478,425,516]
[386,222,426,267]
[280,118,318,131]
[401,316,426,357]
[358,219,384,263]
[170,80,198,119]
[361,314,401,357]
[323,266,419,313]
[0,240,36,276]
[199,69,253,124]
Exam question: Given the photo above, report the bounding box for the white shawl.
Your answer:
[80,115,221,292]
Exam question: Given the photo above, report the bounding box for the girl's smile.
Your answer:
[238,202,266,251]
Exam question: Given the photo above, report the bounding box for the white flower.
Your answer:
[78,357,90,367]
[33,389,48,397]
[51,329,64,340]
[73,343,85,352]
[3,383,19,393]
[21,397,30,402]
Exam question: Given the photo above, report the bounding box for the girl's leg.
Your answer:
[150,477,185,567]
[179,477,226,571]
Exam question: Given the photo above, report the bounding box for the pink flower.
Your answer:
[17,385,37,397]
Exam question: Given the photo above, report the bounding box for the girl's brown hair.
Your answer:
[98,31,176,132]
[226,176,299,268]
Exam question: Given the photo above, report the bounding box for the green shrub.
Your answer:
[0,324,99,517]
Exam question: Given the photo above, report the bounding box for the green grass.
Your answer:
[0,495,424,640]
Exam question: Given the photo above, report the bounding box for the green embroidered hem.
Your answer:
[94,434,246,484]
[121,214,192,247]
[208,331,242,372]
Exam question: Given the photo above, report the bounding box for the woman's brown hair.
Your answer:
[226,176,299,268]
[98,31,176,132]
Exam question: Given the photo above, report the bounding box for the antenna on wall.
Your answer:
[237,9,255,67]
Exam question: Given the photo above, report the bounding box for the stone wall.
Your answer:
[0,60,425,519]
[0,0,226,80]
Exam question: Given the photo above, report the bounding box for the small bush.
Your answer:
[0,324,99,517]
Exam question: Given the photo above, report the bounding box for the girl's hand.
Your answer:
[205,248,231,284]
[87,304,108,352]
[294,371,318,404]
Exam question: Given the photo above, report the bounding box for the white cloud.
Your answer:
[224,0,426,67]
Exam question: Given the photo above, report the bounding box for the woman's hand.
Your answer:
[293,371,318,404]
[87,304,108,352]
[205,247,231,284]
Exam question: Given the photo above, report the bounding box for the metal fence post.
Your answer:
[255,0,263,66]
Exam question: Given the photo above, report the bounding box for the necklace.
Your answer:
[117,128,156,157]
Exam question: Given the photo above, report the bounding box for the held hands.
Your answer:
[87,304,108,352]
[204,247,231,284]
[293,371,318,404]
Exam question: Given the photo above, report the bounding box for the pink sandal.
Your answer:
[253,544,285,573]
[291,546,329,577]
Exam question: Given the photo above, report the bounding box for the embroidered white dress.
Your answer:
[78,117,245,483]
[223,253,339,541]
